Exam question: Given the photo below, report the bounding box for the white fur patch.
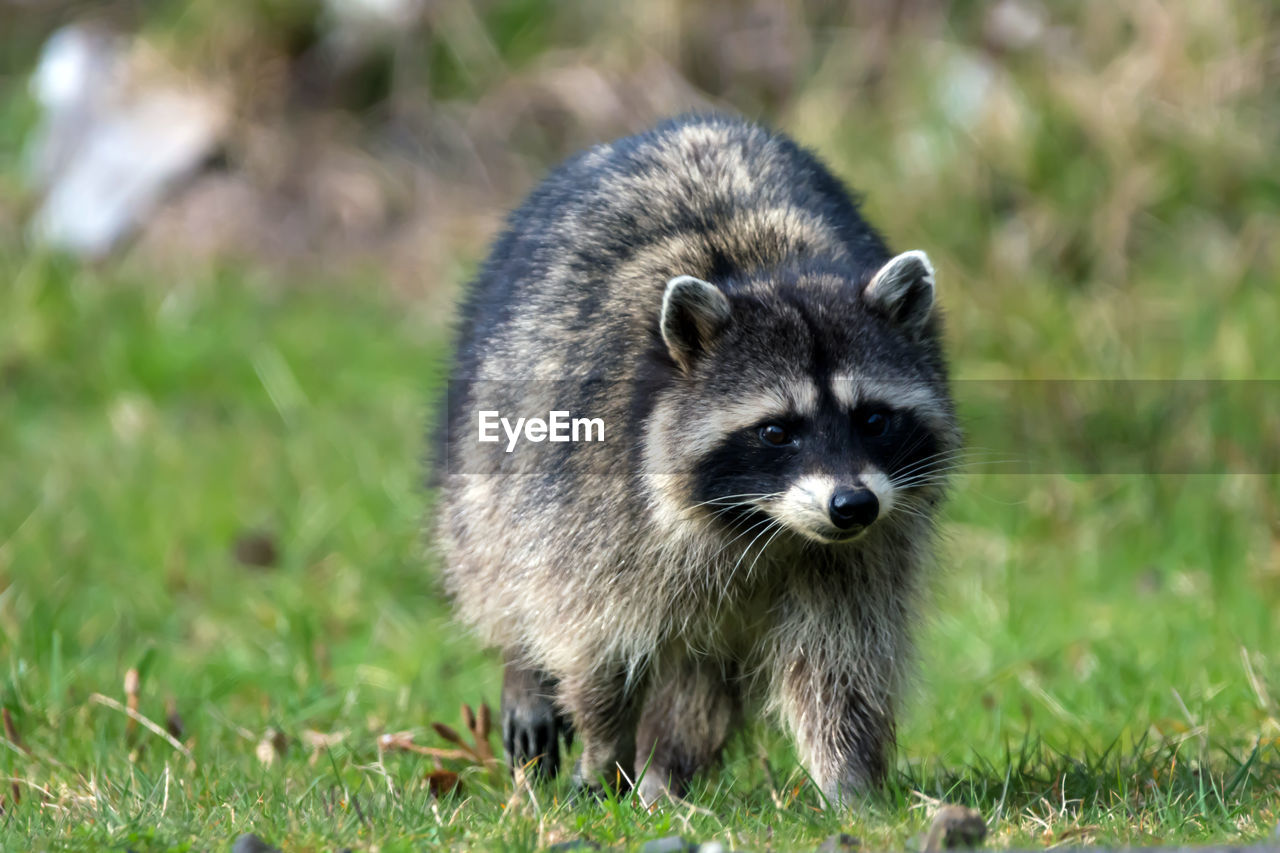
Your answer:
[772,475,839,543]
[859,467,896,516]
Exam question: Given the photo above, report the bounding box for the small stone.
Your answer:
[231,834,281,853]
[641,837,696,853]
[923,804,987,852]
[817,832,860,852]
[233,530,279,569]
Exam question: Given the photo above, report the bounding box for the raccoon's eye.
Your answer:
[758,424,792,447]
[855,408,893,438]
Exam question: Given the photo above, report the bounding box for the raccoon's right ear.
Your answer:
[864,250,936,332]
[661,275,731,372]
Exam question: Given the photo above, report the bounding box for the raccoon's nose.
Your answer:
[829,488,879,530]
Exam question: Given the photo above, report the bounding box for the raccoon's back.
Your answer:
[449,114,889,390]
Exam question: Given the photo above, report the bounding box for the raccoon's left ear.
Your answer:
[661,275,731,372]
[864,250,936,331]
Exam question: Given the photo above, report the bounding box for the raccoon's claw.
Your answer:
[502,694,562,780]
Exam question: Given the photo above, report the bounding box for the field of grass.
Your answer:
[2,3,1279,851]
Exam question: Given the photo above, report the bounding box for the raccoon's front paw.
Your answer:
[501,693,563,780]
[569,758,634,799]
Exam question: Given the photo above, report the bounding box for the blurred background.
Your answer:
[4,1,1273,309]
[0,1,1278,846]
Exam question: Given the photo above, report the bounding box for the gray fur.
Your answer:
[435,115,958,806]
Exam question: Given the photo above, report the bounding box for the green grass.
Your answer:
[1,247,1276,850]
[3,3,1279,850]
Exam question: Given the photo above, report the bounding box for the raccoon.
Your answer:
[436,114,959,806]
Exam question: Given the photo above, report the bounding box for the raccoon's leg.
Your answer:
[777,652,895,807]
[501,653,569,780]
[560,665,648,794]
[633,658,739,805]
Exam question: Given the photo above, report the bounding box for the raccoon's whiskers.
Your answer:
[891,448,1007,483]
[690,492,784,509]
[724,517,784,594]
[889,448,969,481]
[890,454,1011,491]
[686,493,785,529]
[883,426,940,475]
[694,494,785,561]
[705,514,776,567]
[890,472,952,490]
[705,504,751,523]
[885,497,935,525]
[701,515,779,623]
[887,449,994,491]
[746,519,790,578]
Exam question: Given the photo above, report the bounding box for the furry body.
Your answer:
[437,115,958,804]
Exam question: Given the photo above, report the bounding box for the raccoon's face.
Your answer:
[646,251,957,547]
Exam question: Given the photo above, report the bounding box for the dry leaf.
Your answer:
[302,728,346,766]
[302,728,346,750]
[256,727,288,766]
[378,730,416,751]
